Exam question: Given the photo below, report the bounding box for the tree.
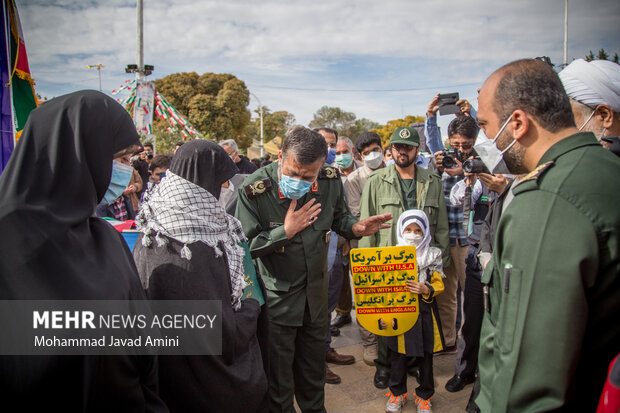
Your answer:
[343,118,381,140]
[309,106,356,134]
[371,115,425,146]
[246,106,296,144]
[308,106,379,141]
[154,72,251,149]
[143,123,202,155]
[585,48,619,63]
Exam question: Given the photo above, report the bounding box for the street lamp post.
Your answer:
[86,64,103,91]
[250,92,264,157]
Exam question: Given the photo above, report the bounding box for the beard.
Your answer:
[495,130,528,174]
[394,151,417,168]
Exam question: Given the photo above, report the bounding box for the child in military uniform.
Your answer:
[383,209,446,413]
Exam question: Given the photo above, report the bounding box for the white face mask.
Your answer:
[364,150,383,169]
[578,109,608,140]
[578,109,596,132]
[474,116,516,174]
[402,233,423,247]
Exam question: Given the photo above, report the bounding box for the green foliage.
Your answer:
[585,48,618,63]
[308,106,380,141]
[346,118,381,141]
[597,49,609,61]
[154,72,251,149]
[246,106,296,144]
[144,123,209,155]
[370,115,425,146]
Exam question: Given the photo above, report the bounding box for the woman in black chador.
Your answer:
[0,90,168,412]
[133,140,269,413]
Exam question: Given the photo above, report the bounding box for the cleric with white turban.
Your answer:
[559,58,620,140]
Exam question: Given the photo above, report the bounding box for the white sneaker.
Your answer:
[415,395,432,413]
[363,344,377,366]
[385,391,407,413]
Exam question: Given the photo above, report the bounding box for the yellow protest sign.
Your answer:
[350,246,418,336]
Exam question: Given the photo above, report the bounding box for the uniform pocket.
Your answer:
[377,198,400,241]
[480,263,497,327]
[497,266,522,354]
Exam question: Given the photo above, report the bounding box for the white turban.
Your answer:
[559,59,620,112]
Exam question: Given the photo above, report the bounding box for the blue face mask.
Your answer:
[279,172,314,200]
[335,153,353,169]
[385,159,395,166]
[103,161,134,204]
[326,148,336,164]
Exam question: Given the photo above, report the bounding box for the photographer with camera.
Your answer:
[424,108,479,354]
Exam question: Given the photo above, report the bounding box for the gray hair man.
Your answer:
[559,58,620,141]
[220,138,258,174]
[235,126,391,412]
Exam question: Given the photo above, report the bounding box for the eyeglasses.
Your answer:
[449,143,473,150]
[392,143,415,152]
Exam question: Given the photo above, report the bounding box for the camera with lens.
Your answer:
[462,157,490,174]
[441,148,463,169]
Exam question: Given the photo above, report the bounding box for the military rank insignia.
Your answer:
[519,161,554,184]
[244,178,272,199]
[319,166,340,179]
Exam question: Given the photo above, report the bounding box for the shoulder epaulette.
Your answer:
[518,161,554,185]
[319,166,340,179]
[244,178,272,199]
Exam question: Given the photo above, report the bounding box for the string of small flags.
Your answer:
[113,81,201,139]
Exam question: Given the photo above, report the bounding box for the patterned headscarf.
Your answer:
[136,171,247,310]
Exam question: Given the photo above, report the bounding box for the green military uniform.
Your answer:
[477,132,620,411]
[359,164,450,265]
[359,163,450,372]
[235,161,358,413]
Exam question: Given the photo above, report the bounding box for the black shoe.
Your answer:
[445,374,476,392]
[407,368,421,385]
[330,326,340,337]
[373,369,389,389]
[331,313,352,328]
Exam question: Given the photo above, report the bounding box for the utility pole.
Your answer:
[136,0,144,81]
[126,0,153,79]
[250,92,264,157]
[563,0,568,68]
[86,64,103,91]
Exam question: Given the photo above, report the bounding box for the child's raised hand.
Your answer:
[406,280,430,295]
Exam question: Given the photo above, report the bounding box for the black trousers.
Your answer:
[388,350,434,400]
[454,245,484,378]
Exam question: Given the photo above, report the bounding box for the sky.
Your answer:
[17,0,620,138]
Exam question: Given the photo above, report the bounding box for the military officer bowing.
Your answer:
[236,126,392,413]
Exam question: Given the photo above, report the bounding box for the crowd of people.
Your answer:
[0,57,618,413]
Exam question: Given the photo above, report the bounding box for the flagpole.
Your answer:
[563,0,568,68]
[2,0,16,148]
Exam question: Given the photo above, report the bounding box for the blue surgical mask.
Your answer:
[335,153,353,169]
[278,173,314,200]
[326,148,336,164]
[385,159,395,166]
[103,161,133,204]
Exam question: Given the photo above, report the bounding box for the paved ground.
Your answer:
[322,315,473,413]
